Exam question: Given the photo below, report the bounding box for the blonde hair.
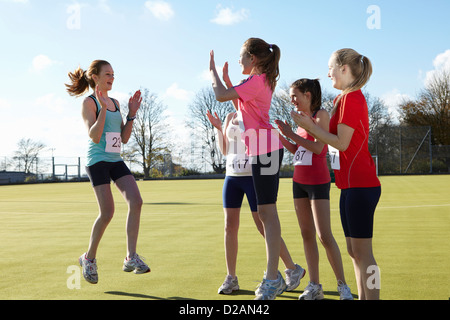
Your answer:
[332,48,372,109]
[65,60,111,97]
[242,38,281,91]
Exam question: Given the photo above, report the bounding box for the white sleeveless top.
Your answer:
[225,115,252,177]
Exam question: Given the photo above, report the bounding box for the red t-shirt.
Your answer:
[293,125,331,186]
[329,90,380,189]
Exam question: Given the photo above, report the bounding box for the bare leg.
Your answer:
[223,208,240,277]
[86,184,115,260]
[251,211,295,270]
[115,175,143,258]
[257,203,281,280]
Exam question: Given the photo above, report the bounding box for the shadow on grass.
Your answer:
[105,291,195,300]
[143,202,197,206]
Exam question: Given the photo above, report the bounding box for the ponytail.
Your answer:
[332,49,372,109]
[65,60,111,97]
[65,67,90,97]
[243,38,281,91]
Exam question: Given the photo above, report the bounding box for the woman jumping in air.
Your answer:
[66,60,149,284]
[210,38,288,300]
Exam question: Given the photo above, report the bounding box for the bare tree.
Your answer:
[121,88,171,179]
[13,138,46,174]
[186,87,234,173]
[399,70,450,145]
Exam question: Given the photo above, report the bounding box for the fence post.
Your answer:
[429,127,432,173]
[52,157,55,181]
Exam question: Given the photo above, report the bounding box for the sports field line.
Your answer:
[278,203,450,212]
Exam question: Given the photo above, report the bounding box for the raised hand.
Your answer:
[206,110,222,130]
[128,90,142,117]
[222,62,232,87]
[95,85,110,110]
[209,50,216,72]
[275,119,294,138]
[291,110,315,131]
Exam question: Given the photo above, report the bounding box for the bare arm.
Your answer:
[120,90,142,144]
[291,110,354,152]
[82,87,107,144]
[210,50,240,106]
[207,110,232,156]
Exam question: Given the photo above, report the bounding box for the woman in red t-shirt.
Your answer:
[292,49,381,300]
[276,79,352,300]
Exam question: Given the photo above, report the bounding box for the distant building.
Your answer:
[0,171,27,184]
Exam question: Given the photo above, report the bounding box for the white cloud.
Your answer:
[31,54,59,72]
[164,83,194,101]
[381,89,411,122]
[424,49,450,86]
[145,1,174,21]
[211,6,249,25]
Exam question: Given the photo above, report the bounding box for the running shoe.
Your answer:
[123,253,151,274]
[78,253,98,284]
[299,281,324,300]
[285,264,306,291]
[337,280,354,300]
[254,271,287,300]
[218,275,239,294]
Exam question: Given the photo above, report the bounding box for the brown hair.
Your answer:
[242,38,281,91]
[65,60,111,97]
[291,78,322,113]
[333,48,372,108]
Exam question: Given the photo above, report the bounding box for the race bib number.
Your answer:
[293,146,313,166]
[328,145,340,170]
[227,154,251,174]
[105,132,121,153]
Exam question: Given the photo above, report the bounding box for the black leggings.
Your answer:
[251,149,284,206]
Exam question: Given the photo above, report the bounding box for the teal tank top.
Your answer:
[86,95,123,167]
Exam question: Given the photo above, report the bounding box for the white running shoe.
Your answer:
[285,264,306,291]
[218,275,239,294]
[79,253,98,284]
[299,281,324,300]
[123,253,150,274]
[337,280,354,300]
[254,271,287,300]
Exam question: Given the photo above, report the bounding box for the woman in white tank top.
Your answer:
[207,110,305,295]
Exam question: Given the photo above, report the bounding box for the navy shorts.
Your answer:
[339,186,381,238]
[251,149,284,206]
[85,161,132,187]
[223,176,258,212]
[293,181,330,200]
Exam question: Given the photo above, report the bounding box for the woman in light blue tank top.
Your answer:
[66,60,150,284]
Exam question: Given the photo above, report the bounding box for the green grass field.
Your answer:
[0,175,449,300]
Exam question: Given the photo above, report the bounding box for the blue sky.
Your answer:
[1,0,450,163]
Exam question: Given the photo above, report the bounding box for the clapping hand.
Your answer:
[128,90,142,117]
[206,110,222,130]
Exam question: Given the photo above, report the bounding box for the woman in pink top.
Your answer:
[276,79,352,300]
[210,38,287,300]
